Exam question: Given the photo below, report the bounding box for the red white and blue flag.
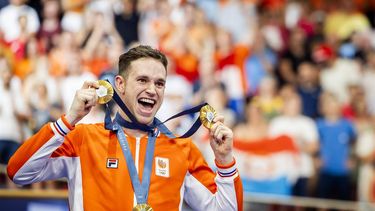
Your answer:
[234,135,299,195]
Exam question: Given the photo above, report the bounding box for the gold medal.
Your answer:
[132,203,153,211]
[199,104,216,129]
[96,80,114,104]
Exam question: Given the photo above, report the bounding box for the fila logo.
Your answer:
[155,157,169,178]
[106,158,119,169]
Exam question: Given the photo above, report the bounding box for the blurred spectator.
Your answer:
[61,0,87,33]
[342,84,363,121]
[316,92,357,200]
[252,76,283,121]
[234,98,268,141]
[137,0,158,47]
[27,79,61,134]
[213,28,247,118]
[206,0,251,44]
[278,27,311,86]
[150,0,175,52]
[285,1,315,38]
[37,0,62,54]
[22,54,60,108]
[172,45,200,84]
[353,89,375,202]
[184,3,215,60]
[100,39,124,76]
[244,30,277,96]
[324,0,370,42]
[362,50,375,116]
[48,31,78,77]
[87,0,114,22]
[269,93,319,197]
[311,43,335,65]
[81,11,122,77]
[284,1,303,30]
[12,37,37,80]
[0,58,29,188]
[114,0,140,47]
[320,51,361,104]
[296,62,322,119]
[259,3,287,53]
[0,0,40,43]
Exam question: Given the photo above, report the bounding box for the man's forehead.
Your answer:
[130,58,165,67]
[129,58,167,77]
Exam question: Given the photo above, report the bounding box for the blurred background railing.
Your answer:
[2,189,375,211]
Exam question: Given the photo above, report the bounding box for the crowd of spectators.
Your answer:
[1,0,375,206]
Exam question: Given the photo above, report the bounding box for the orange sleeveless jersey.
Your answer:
[7,115,243,211]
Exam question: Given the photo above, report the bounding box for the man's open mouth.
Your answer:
[138,97,156,110]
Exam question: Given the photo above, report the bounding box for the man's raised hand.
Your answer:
[65,81,99,126]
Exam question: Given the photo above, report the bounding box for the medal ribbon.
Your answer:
[104,79,207,139]
[112,122,156,204]
[112,102,207,139]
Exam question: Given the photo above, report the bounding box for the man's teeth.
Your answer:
[139,98,155,105]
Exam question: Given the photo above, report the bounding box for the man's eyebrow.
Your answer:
[136,75,165,83]
[156,78,166,83]
[136,75,150,80]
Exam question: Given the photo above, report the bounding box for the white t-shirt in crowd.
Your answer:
[355,126,375,201]
[268,115,318,178]
[0,4,40,42]
[362,69,375,115]
[0,77,28,143]
[320,58,361,104]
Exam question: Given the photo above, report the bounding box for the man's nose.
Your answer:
[145,83,157,95]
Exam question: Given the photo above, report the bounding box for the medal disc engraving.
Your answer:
[199,105,216,129]
[96,80,114,104]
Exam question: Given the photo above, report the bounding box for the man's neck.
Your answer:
[117,111,152,137]
[123,127,148,138]
[118,110,132,122]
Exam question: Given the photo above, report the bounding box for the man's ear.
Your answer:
[115,75,126,94]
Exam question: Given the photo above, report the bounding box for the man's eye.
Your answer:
[156,82,165,88]
[138,79,147,83]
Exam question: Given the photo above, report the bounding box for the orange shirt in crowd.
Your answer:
[173,53,199,84]
[48,50,68,77]
[62,0,87,13]
[214,44,250,95]
[13,59,34,81]
[84,58,110,77]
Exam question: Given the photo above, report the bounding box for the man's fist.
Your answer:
[65,81,99,126]
[209,115,234,165]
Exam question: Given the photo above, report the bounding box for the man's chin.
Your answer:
[135,107,159,125]
[136,115,154,125]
